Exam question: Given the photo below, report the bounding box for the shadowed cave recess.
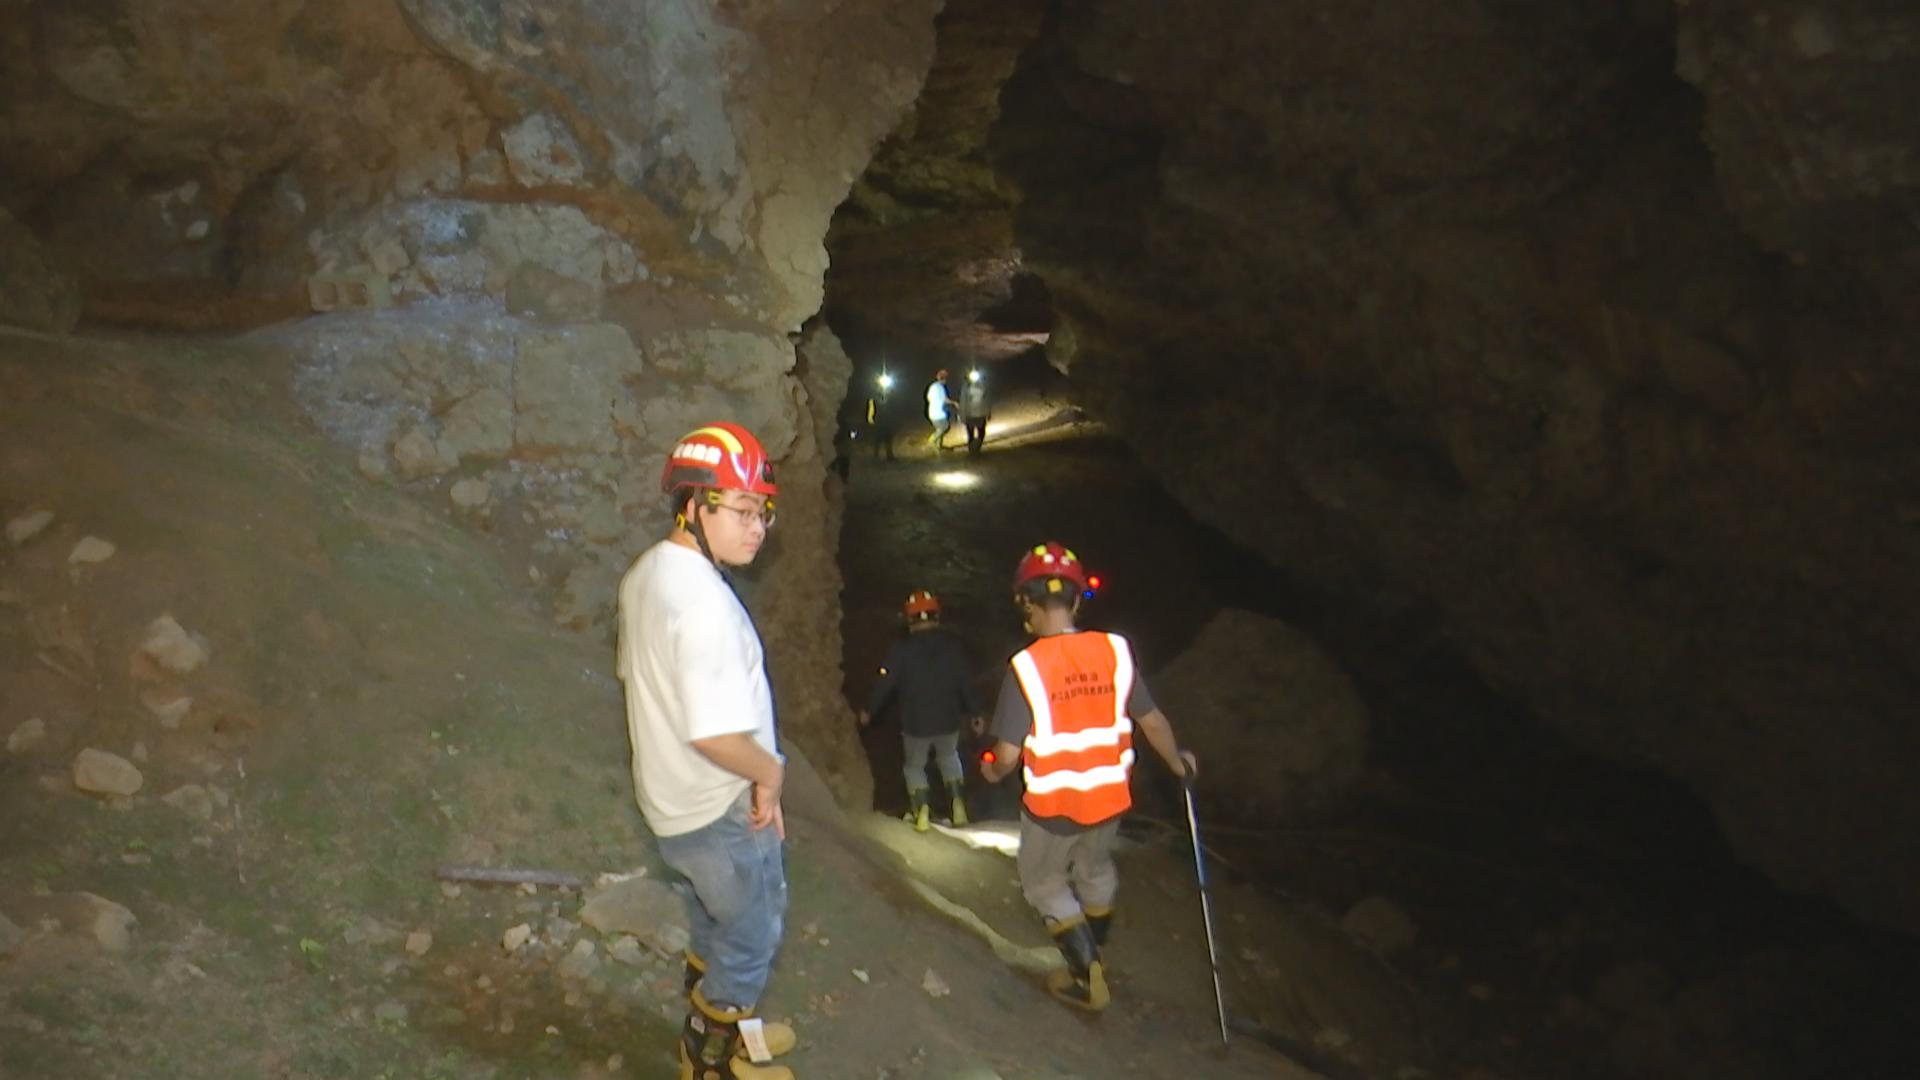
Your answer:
[3,0,1918,1078]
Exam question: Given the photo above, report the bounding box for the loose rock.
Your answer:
[557,939,600,980]
[137,615,209,676]
[7,717,46,754]
[140,689,193,729]
[72,748,143,797]
[160,784,214,822]
[450,477,491,509]
[68,536,116,564]
[405,930,433,956]
[84,894,136,952]
[0,910,24,957]
[578,875,689,957]
[502,923,532,952]
[921,968,951,997]
[5,509,53,545]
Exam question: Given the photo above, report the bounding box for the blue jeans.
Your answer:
[655,790,788,1009]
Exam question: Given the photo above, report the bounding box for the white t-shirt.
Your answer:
[617,540,779,837]
[926,380,950,423]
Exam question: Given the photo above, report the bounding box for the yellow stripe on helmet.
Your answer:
[689,426,745,453]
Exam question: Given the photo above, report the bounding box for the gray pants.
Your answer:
[902,732,963,791]
[1017,814,1120,924]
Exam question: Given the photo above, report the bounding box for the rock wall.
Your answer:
[990,0,1920,934]
[0,0,943,801]
[823,0,1051,364]
[1154,610,1370,822]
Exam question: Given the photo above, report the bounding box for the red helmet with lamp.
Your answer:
[661,422,779,498]
[1012,541,1089,599]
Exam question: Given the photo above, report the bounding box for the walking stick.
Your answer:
[1183,777,1231,1049]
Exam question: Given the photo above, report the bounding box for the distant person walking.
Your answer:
[619,422,798,1079]
[961,369,991,456]
[980,541,1198,1014]
[859,590,985,831]
[866,373,898,462]
[925,369,954,454]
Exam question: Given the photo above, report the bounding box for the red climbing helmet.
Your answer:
[902,589,942,620]
[1012,541,1089,596]
[661,422,779,497]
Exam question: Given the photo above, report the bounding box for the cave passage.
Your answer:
[829,353,1920,1078]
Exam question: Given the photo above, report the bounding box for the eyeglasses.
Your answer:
[708,500,776,529]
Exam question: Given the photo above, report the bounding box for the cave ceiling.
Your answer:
[823,0,1050,367]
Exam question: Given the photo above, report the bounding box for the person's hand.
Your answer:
[750,766,785,833]
[1177,750,1198,783]
[857,710,872,729]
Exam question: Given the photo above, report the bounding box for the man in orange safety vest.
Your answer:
[979,541,1197,1012]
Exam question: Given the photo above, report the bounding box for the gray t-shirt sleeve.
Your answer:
[1127,667,1156,717]
[990,669,1031,747]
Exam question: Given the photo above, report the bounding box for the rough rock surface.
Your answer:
[0,0,940,332]
[1153,609,1370,821]
[824,0,1052,364]
[0,208,80,333]
[0,0,944,804]
[982,0,1920,933]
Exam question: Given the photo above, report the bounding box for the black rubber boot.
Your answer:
[946,780,970,826]
[904,786,931,832]
[678,990,795,1079]
[1085,905,1113,947]
[682,958,797,1062]
[1043,916,1110,1012]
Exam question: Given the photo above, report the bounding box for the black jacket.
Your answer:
[866,626,983,737]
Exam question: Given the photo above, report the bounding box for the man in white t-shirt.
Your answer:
[619,422,797,1080]
[925,368,954,453]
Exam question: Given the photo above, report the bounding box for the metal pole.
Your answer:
[1183,780,1231,1048]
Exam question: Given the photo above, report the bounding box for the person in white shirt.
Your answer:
[619,421,798,1080]
[925,369,954,454]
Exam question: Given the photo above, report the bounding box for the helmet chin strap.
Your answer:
[678,494,721,568]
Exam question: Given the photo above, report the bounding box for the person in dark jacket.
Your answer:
[865,372,898,462]
[859,589,984,831]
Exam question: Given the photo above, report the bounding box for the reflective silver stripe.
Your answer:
[1107,633,1134,728]
[1027,718,1132,755]
[1011,648,1052,743]
[1024,751,1137,794]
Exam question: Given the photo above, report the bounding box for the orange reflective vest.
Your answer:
[1010,631,1136,826]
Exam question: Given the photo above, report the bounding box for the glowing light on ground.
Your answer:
[931,821,1022,856]
[930,470,981,491]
